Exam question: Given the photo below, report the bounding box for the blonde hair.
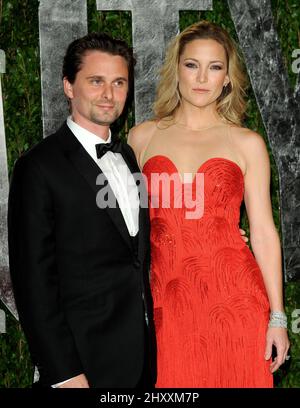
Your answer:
[154,21,248,126]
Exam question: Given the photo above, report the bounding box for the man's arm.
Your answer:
[8,156,84,386]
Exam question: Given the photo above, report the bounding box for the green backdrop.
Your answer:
[0,0,299,387]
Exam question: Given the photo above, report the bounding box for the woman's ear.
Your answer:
[223,75,230,87]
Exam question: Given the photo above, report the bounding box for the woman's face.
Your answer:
[177,38,229,110]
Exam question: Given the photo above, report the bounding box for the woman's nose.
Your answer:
[196,69,208,83]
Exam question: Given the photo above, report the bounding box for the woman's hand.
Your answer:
[239,228,248,243]
[264,327,290,373]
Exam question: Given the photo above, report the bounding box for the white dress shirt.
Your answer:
[67,116,139,236]
[51,117,140,387]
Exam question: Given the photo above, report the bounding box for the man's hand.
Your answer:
[58,374,90,388]
[239,228,249,243]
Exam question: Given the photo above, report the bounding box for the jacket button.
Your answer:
[134,260,141,268]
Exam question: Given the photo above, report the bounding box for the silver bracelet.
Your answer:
[268,311,287,329]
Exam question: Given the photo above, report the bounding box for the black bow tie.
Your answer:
[95,138,123,159]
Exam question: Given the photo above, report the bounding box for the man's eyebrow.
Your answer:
[114,77,128,82]
[86,75,104,79]
[86,75,128,81]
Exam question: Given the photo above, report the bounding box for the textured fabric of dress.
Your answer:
[143,155,273,388]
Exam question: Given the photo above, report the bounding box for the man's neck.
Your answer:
[71,115,110,141]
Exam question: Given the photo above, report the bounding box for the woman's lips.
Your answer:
[192,88,210,93]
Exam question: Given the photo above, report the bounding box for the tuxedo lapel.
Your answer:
[120,142,150,262]
[57,123,133,252]
[137,189,149,263]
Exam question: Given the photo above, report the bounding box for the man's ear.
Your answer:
[63,77,74,99]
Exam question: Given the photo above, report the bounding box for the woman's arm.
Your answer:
[244,132,283,311]
[242,130,290,372]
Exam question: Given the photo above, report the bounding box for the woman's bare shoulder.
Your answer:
[129,120,157,137]
[229,125,267,151]
[127,120,158,152]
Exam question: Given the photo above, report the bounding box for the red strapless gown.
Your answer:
[143,156,273,388]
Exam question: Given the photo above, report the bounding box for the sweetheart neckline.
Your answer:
[142,155,244,184]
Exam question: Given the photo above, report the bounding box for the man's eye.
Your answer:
[114,80,125,87]
[91,79,102,85]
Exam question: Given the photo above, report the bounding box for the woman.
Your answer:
[128,21,290,387]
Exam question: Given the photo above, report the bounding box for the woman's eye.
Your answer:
[211,65,223,70]
[185,62,198,69]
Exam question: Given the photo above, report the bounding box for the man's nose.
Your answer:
[102,83,113,100]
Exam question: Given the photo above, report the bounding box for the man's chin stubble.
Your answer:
[91,113,120,127]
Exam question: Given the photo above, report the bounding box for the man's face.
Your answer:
[64,50,129,132]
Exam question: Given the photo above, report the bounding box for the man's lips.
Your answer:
[95,104,114,109]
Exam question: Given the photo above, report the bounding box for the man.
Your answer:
[8,32,155,388]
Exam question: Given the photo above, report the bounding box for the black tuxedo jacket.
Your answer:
[8,122,156,387]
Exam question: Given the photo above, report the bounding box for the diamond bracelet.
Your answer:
[268,311,287,329]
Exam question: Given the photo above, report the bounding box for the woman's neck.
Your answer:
[174,103,224,130]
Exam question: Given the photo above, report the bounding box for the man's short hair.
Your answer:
[62,32,136,100]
